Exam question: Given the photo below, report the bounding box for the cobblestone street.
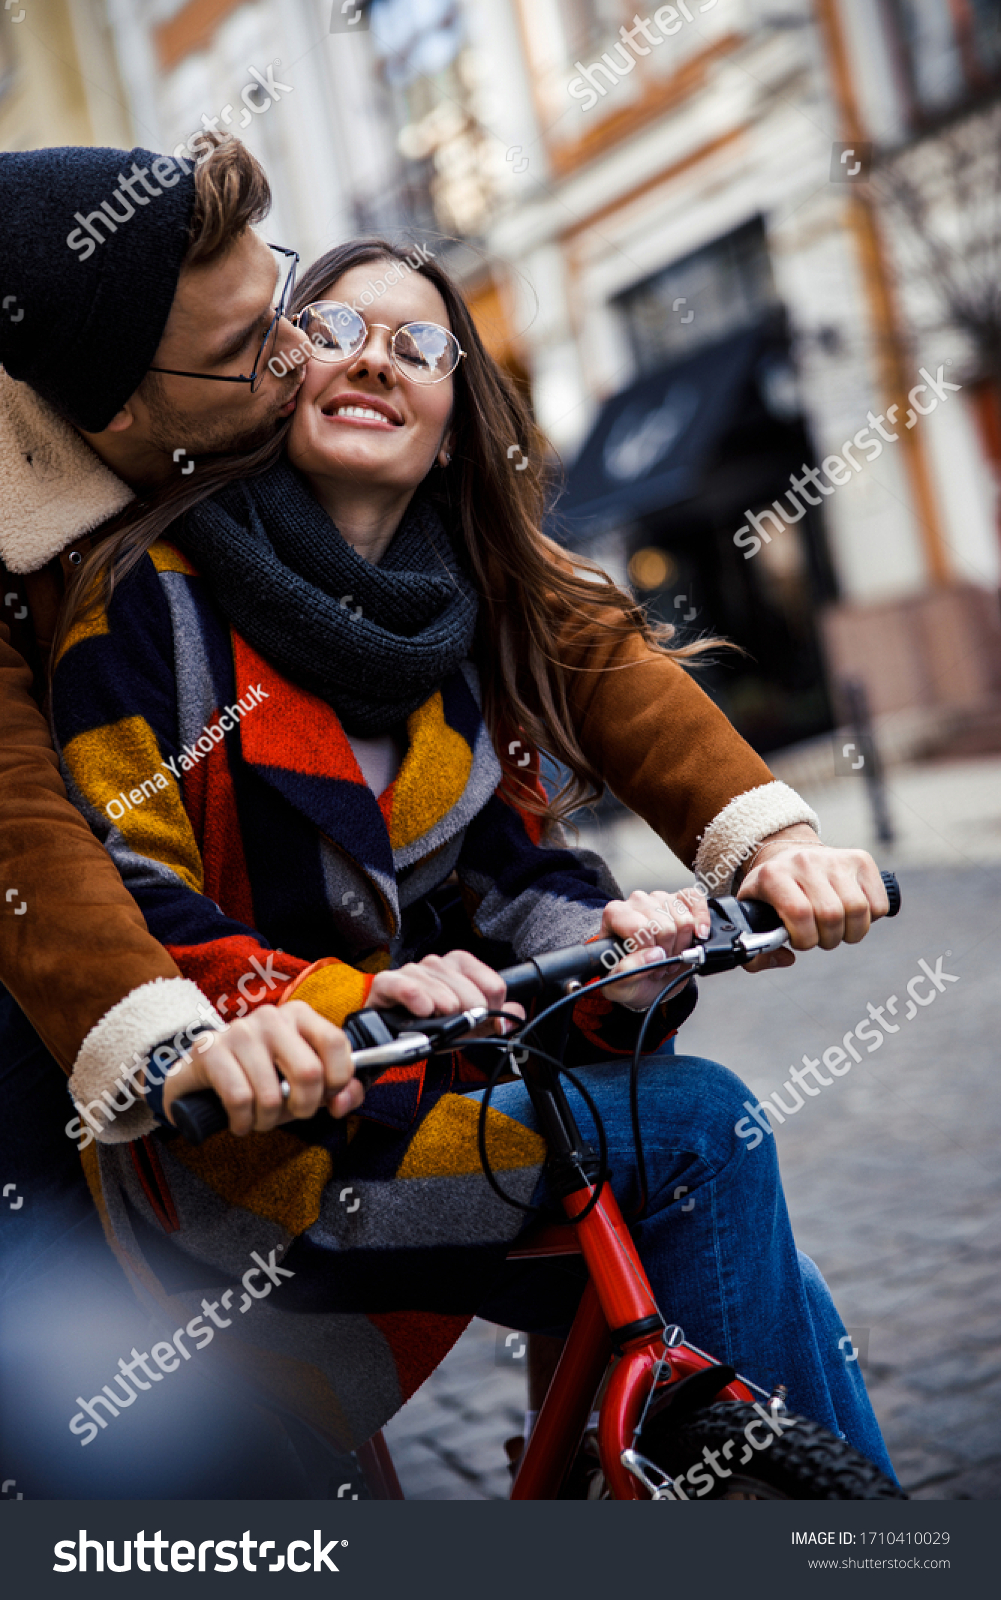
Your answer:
[383,858,1001,1500]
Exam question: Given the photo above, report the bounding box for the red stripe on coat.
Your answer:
[233,633,365,785]
[166,934,310,1017]
[179,725,256,929]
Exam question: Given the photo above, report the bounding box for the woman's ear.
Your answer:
[437,431,453,469]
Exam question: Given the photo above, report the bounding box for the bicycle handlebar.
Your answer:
[169,872,900,1145]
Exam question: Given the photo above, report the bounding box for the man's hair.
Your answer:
[185,135,272,267]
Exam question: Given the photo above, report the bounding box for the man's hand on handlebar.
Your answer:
[160,1002,363,1136]
[736,826,890,971]
[598,889,709,1009]
[367,950,525,1033]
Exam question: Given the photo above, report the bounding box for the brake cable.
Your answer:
[441,955,693,1225]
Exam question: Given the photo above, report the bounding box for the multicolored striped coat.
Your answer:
[50,540,658,1448]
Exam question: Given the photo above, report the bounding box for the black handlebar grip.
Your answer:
[736,870,900,933]
[169,1087,228,1145]
[881,870,901,916]
[498,938,621,1003]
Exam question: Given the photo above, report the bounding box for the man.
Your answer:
[0,139,352,1163]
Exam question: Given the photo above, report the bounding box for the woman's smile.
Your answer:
[319,390,404,429]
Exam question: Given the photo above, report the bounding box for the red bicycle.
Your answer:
[175,873,905,1500]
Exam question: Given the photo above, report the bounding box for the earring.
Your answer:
[440,450,452,468]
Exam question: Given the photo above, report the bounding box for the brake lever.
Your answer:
[681,896,790,975]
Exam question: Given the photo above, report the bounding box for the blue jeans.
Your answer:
[474,1049,896,1483]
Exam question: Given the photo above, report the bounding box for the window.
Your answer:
[885,0,1001,123]
[364,0,492,237]
[614,216,779,374]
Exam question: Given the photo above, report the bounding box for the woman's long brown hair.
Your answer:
[56,237,721,824]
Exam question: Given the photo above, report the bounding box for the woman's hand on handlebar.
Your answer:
[598,889,709,1010]
[736,826,890,970]
[160,1002,363,1136]
[367,950,525,1033]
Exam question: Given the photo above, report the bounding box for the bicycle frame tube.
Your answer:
[509,1037,751,1499]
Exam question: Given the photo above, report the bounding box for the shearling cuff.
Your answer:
[694,781,820,894]
[67,977,222,1145]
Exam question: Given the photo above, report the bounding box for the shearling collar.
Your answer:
[0,366,133,574]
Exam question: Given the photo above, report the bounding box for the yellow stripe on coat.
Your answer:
[171,1127,334,1237]
[397,1093,546,1180]
[388,691,473,849]
[52,586,109,664]
[149,540,196,575]
[280,958,374,1026]
[62,715,204,893]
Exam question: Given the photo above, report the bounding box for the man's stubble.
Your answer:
[139,370,298,462]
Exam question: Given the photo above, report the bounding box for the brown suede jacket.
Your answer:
[0,370,817,1124]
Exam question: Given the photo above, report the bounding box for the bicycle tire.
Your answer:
[637,1399,906,1500]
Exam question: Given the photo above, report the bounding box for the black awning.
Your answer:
[555,326,766,534]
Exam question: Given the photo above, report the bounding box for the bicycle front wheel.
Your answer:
[636,1399,906,1500]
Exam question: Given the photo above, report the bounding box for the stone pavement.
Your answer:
[383,857,1001,1500]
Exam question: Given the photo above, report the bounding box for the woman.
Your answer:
[50,240,894,1480]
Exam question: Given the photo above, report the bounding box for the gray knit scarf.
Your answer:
[175,460,478,736]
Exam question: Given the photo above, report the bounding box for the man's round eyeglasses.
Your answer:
[148,244,299,395]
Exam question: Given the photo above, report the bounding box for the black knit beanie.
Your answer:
[0,146,196,432]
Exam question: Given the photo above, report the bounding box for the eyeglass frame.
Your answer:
[147,244,300,393]
[291,300,467,385]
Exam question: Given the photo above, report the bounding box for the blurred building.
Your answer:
[3,0,999,756]
[0,0,131,149]
[481,0,1001,754]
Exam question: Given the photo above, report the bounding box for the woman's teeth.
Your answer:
[332,404,390,423]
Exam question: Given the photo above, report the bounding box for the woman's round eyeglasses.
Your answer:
[292,301,465,385]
